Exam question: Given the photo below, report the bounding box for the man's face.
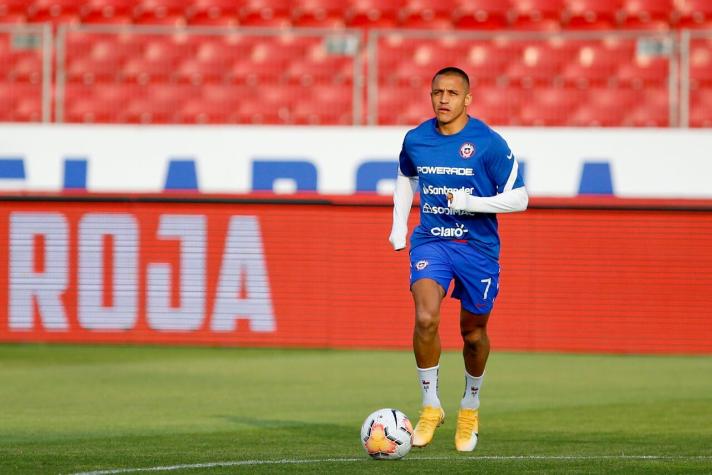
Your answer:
[430,74,472,125]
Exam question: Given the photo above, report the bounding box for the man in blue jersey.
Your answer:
[389,67,528,452]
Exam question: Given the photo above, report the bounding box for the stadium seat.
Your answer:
[186,0,238,26]
[676,0,712,28]
[132,0,190,25]
[0,0,27,22]
[376,84,412,124]
[560,42,631,88]
[7,51,43,84]
[563,0,623,29]
[570,87,641,126]
[452,0,513,29]
[26,0,81,23]
[121,37,187,83]
[510,0,565,30]
[344,0,401,28]
[689,39,712,89]
[619,0,674,29]
[175,38,238,84]
[519,87,584,125]
[623,87,669,126]
[292,85,353,125]
[400,0,454,26]
[505,43,568,87]
[239,0,291,26]
[465,42,510,85]
[689,88,712,127]
[79,0,133,24]
[470,86,523,125]
[616,55,669,88]
[292,0,348,27]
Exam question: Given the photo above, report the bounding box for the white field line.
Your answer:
[71,455,712,475]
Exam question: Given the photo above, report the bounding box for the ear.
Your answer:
[464,91,472,107]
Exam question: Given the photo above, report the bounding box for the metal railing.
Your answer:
[0,24,52,122]
[55,24,364,125]
[0,24,710,127]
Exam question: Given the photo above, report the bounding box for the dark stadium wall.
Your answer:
[0,195,711,354]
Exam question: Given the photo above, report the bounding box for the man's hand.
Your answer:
[447,188,471,211]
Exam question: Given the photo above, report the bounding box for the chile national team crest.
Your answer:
[459,142,475,159]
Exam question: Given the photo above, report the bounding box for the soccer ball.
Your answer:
[360,408,413,460]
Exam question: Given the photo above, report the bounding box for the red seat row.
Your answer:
[1,0,712,30]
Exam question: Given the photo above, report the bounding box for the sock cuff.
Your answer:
[465,369,485,379]
[417,365,440,371]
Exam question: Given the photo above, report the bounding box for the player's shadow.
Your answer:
[217,415,350,431]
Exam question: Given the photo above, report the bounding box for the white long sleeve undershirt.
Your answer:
[448,186,529,214]
[388,171,418,251]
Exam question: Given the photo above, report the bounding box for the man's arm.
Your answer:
[447,186,528,213]
[389,170,419,250]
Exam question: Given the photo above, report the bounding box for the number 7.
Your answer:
[480,277,492,299]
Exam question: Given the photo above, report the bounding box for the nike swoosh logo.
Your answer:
[507,152,513,160]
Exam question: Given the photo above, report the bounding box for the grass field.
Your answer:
[1,344,711,474]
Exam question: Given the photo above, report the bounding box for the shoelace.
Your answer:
[416,409,441,431]
[456,413,477,437]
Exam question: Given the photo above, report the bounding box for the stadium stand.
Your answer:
[0,0,710,126]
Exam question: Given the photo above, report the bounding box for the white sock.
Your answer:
[460,370,484,409]
[417,365,441,408]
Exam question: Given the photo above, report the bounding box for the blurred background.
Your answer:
[0,0,711,126]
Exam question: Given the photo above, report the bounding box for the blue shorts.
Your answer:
[409,240,500,315]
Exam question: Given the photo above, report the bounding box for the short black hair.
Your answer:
[432,67,470,89]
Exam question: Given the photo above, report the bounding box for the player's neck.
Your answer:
[436,115,469,136]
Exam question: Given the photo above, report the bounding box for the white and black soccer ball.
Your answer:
[360,408,413,460]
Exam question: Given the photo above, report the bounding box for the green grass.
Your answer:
[1,344,711,474]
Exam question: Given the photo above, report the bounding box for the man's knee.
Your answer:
[414,307,440,334]
[462,326,488,348]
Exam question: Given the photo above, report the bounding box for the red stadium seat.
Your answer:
[175,38,240,84]
[563,0,623,29]
[0,0,28,22]
[26,0,81,23]
[505,43,568,87]
[616,55,669,88]
[239,0,291,26]
[186,0,238,26]
[560,42,632,88]
[376,85,412,124]
[470,86,523,125]
[620,0,674,29]
[689,39,712,89]
[570,87,642,126]
[623,87,669,126]
[133,0,189,25]
[175,85,242,124]
[466,42,519,85]
[79,0,133,24]
[292,85,353,125]
[510,0,565,30]
[292,0,348,26]
[345,0,401,28]
[7,51,43,84]
[519,87,583,125]
[689,88,712,127]
[452,0,513,29]
[676,0,712,28]
[400,0,455,26]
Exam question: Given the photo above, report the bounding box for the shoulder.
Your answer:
[404,118,436,145]
[467,118,510,156]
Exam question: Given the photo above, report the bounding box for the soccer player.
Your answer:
[388,67,528,452]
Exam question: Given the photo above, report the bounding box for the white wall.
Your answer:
[0,124,710,197]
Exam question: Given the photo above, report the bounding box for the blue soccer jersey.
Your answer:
[399,116,525,260]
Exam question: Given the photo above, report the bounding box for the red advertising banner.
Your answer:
[1,195,711,354]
